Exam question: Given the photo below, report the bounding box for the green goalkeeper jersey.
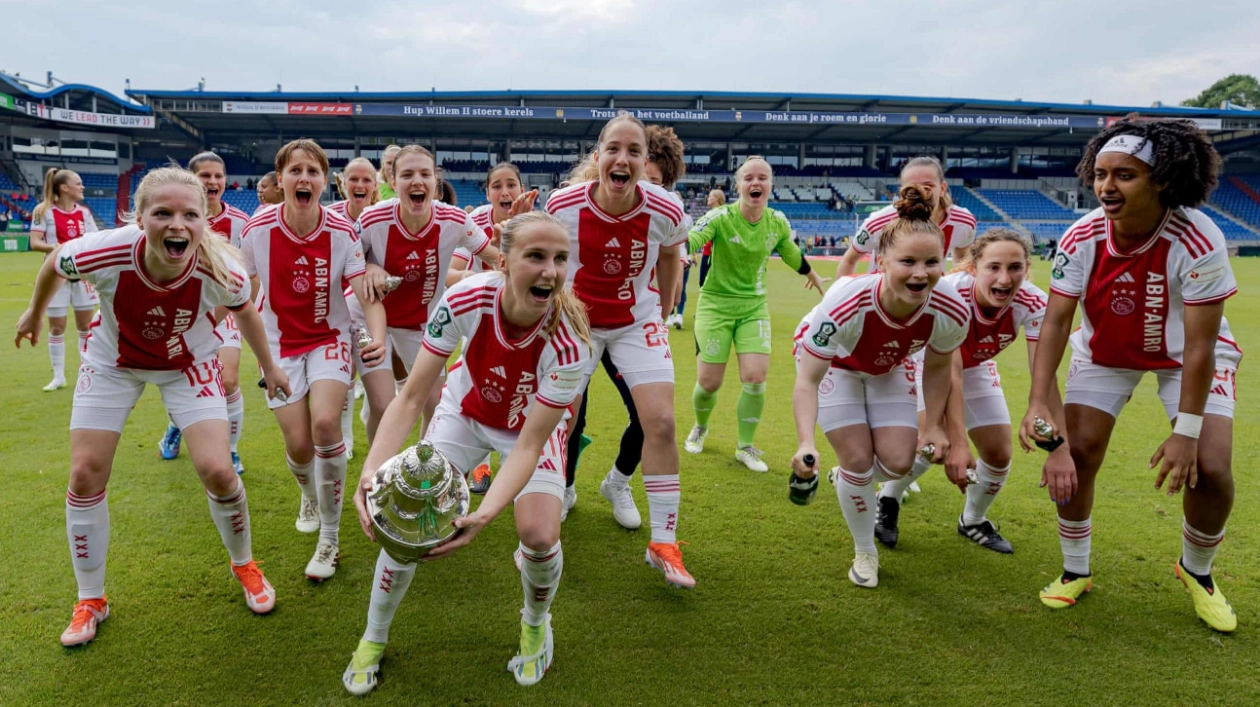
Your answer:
[687,203,807,299]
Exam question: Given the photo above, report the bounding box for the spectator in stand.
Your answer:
[231,180,240,191]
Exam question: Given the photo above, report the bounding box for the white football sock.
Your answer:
[836,464,877,555]
[364,549,417,644]
[962,459,1010,526]
[644,474,680,544]
[341,387,355,454]
[66,489,109,600]
[207,478,252,565]
[49,334,66,381]
[1058,516,1092,575]
[1181,519,1225,575]
[315,442,347,545]
[605,465,633,489]
[520,541,563,627]
[226,389,244,454]
[286,454,317,502]
[878,456,931,501]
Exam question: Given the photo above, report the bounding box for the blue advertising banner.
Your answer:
[348,103,1120,129]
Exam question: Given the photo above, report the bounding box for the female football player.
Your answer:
[545,115,692,587]
[15,167,289,646]
[344,211,590,692]
[354,145,499,443]
[29,167,98,391]
[1022,119,1241,632]
[684,156,825,472]
[792,185,972,589]
[875,229,1057,554]
[240,139,387,581]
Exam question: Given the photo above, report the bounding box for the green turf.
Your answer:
[2,253,1259,706]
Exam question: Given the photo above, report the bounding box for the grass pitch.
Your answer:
[2,253,1259,706]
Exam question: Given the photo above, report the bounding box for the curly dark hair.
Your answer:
[646,124,686,189]
[1076,117,1221,209]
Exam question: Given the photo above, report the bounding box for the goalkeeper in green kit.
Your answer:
[684,156,827,471]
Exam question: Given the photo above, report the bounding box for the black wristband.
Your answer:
[796,257,812,276]
[1035,436,1066,453]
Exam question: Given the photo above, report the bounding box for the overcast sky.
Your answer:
[5,1,1258,108]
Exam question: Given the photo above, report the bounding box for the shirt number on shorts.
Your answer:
[325,341,351,363]
[644,321,669,349]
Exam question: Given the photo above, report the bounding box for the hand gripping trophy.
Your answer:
[365,440,470,562]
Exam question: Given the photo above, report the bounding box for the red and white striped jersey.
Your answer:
[33,204,98,246]
[545,181,687,329]
[948,271,1046,369]
[454,203,496,274]
[208,204,250,249]
[849,204,977,271]
[326,200,350,221]
[1051,208,1237,370]
[53,226,249,370]
[240,204,366,358]
[356,199,490,331]
[798,274,969,375]
[422,272,589,431]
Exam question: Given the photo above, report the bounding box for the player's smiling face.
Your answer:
[343,162,376,210]
[60,173,85,203]
[137,183,206,270]
[878,231,943,307]
[737,161,772,206]
[393,151,438,218]
[971,240,1027,308]
[1094,151,1162,223]
[502,221,569,323]
[281,149,327,212]
[195,163,226,209]
[486,166,523,219]
[595,121,646,203]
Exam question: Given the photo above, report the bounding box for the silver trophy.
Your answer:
[366,440,471,563]
[917,443,978,484]
[1033,416,1055,439]
[381,275,403,295]
[351,324,374,350]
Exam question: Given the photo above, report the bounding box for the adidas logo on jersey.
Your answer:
[730,236,742,244]
[490,365,506,378]
[1117,272,1136,283]
[605,237,621,248]
[147,306,167,317]
[979,335,995,344]
[295,256,309,266]
[407,251,420,260]
[883,340,900,348]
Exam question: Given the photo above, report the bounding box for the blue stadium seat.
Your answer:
[949,190,1002,221]
[1211,176,1260,231]
[976,189,1076,220]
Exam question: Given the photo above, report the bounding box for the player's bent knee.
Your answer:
[311,416,342,446]
[518,525,561,553]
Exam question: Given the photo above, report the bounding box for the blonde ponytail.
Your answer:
[33,168,76,224]
[129,166,243,291]
[498,211,591,347]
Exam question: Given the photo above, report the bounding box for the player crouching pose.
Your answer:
[15,167,290,646]
[791,185,972,588]
[876,229,1055,553]
[1023,119,1242,632]
[345,212,590,693]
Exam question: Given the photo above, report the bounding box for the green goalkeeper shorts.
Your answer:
[692,294,771,364]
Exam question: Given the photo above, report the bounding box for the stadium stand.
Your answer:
[950,189,1003,221]
[1212,176,1260,231]
[222,190,260,214]
[976,189,1077,220]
